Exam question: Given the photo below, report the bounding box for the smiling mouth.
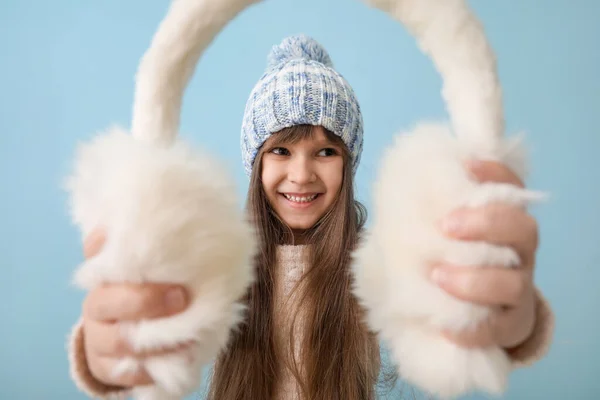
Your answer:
[281,193,320,203]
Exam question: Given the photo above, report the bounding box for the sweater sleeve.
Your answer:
[67,318,130,399]
[506,288,555,367]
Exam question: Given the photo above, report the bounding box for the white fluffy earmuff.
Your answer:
[65,1,261,399]
[352,0,545,398]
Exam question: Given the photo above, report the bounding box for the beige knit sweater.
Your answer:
[68,245,554,399]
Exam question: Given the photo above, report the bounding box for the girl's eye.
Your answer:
[318,148,338,157]
[269,147,290,156]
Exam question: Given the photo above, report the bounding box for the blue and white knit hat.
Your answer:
[240,34,364,177]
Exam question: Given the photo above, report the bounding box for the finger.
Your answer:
[491,296,537,349]
[83,283,188,322]
[85,318,130,357]
[440,204,538,265]
[431,265,532,307]
[86,318,196,358]
[83,228,106,259]
[466,159,525,188]
[441,322,496,349]
[88,353,154,387]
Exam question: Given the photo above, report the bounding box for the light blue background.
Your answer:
[1,0,598,399]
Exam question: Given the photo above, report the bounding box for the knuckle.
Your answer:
[509,273,528,303]
[122,285,170,320]
[116,372,136,387]
[82,293,101,320]
[478,205,500,233]
[458,272,478,298]
[119,370,151,387]
[138,286,165,314]
[488,204,505,226]
[111,334,133,356]
[114,284,174,320]
[123,288,154,317]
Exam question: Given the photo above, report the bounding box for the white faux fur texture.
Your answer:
[65,128,256,399]
[363,0,506,160]
[353,125,545,399]
[65,0,262,398]
[352,0,547,398]
[130,0,262,145]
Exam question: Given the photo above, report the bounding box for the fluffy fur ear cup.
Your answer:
[66,127,256,399]
[65,0,261,398]
[352,122,545,399]
[350,0,547,396]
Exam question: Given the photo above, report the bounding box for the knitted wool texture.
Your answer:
[240,34,364,176]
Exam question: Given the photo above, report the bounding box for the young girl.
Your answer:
[68,35,553,399]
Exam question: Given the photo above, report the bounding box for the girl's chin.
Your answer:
[278,212,322,231]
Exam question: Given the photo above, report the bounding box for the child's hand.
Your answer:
[80,229,191,388]
[432,160,538,350]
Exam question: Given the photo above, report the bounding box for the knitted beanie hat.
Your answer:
[240,34,364,177]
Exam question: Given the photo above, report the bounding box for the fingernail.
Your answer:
[467,159,483,169]
[441,214,462,234]
[431,268,447,285]
[165,288,186,311]
[465,159,484,181]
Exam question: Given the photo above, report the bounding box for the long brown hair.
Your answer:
[206,124,382,400]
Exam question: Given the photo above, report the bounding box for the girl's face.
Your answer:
[261,126,344,231]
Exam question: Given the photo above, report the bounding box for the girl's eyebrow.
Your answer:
[267,140,340,148]
[312,139,341,148]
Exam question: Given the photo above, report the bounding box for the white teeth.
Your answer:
[283,194,318,203]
